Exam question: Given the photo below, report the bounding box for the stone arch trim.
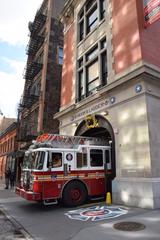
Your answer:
[74,114,116,180]
[75,115,114,138]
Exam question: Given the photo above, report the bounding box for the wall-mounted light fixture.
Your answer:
[72,123,78,127]
[110,96,116,104]
[100,111,108,116]
[135,84,142,93]
[114,128,119,134]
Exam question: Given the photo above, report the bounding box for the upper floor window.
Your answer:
[86,0,95,11]
[58,47,63,65]
[77,38,107,102]
[86,5,98,34]
[78,0,106,42]
[86,59,99,93]
[100,0,106,20]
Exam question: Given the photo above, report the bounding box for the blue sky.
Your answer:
[0,43,25,73]
[0,0,42,118]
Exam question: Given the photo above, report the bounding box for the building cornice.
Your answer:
[61,0,76,16]
[0,122,17,139]
[54,104,75,119]
[59,0,77,25]
[99,61,160,96]
[115,60,160,83]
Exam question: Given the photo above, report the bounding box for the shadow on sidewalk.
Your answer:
[0,208,27,239]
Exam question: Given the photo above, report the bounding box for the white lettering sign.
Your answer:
[70,99,109,122]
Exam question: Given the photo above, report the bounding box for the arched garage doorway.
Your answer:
[75,115,116,193]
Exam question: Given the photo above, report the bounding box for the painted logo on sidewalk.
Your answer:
[65,205,127,221]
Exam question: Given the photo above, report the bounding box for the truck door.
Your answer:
[43,151,63,199]
[89,148,104,195]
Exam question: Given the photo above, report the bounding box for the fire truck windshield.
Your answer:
[23,151,45,170]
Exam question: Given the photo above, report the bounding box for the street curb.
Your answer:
[0,205,34,240]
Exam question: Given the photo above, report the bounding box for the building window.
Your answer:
[78,0,106,42]
[101,52,107,86]
[79,21,84,41]
[100,0,106,20]
[86,60,99,94]
[86,0,95,11]
[58,47,63,65]
[77,38,107,101]
[78,71,85,99]
[86,6,98,34]
[86,46,98,61]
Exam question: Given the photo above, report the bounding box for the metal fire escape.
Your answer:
[17,4,47,143]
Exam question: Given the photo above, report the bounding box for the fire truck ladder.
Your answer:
[35,134,107,148]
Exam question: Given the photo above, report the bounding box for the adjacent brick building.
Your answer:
[55,0,160,208]
[17,0,65,150]
[0,121,17,180]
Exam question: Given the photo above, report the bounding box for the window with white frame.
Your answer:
[77,38,107,101]
[78,0,106,42]
[77,152,87,168]
[90,149,103,167]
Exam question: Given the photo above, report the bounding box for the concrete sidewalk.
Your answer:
[0,180,32,239]
[0,178,5,190]
[0,207,30,240]
[70,208,160,240]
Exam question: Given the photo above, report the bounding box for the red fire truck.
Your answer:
[16,134,112,206]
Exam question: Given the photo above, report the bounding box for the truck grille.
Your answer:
[22,171,30,190]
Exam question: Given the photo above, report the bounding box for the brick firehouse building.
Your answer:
[55,0,160,208]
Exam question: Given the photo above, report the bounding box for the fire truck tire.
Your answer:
[62,181,87,207]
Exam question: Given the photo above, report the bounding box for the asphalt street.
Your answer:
[0,186,160,240]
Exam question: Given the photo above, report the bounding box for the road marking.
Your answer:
[65,205,127,222]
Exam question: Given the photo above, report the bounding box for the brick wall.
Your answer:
[137,0,160,67]
[112,0,142,74]
[43,18,64,133]
[60,23,74,107]
[0,126,17,178]
[112,0,160,75]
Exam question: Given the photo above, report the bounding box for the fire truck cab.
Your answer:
[16,134,112,207]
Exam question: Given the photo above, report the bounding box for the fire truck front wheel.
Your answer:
[62,181,87,207]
